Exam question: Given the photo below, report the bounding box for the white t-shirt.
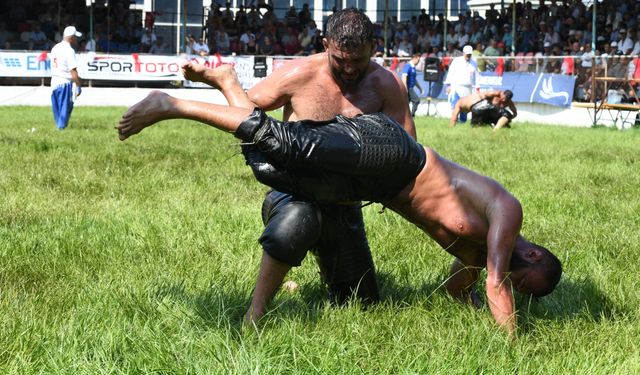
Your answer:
[445,55,478,88]
[50,40,77,87]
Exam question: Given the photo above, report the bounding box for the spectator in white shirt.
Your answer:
[50,26,82,130]
[445,45,479,124]
[193,37,210,56]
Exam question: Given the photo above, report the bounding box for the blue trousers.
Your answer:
[51,83,74,129]
[448,89,468,123]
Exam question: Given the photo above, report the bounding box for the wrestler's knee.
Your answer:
[259,194,321,267]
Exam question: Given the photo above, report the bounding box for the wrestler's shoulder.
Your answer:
[273,54,326,80]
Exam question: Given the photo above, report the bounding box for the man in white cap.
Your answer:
[444,44,478,124]
[50,26,82,130]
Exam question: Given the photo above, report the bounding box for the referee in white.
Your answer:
[444,45,478,124]
[50,26,82,130]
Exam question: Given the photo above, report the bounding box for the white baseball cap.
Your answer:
[463,45,473,55]
[63,26,82,38]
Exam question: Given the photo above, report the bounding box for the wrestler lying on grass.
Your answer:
[116,66,561,335]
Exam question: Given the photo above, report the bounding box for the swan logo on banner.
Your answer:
[531,74,573,107]
[539,76,570,104]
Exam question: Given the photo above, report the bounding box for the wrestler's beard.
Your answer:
[330,66,365,86]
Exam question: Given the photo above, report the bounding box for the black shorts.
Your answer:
[235,109,426,203]
[470,99,514,126]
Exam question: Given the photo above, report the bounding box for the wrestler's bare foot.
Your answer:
[181,62,238,90]
[116,90,174,141]
[206,63,241,92]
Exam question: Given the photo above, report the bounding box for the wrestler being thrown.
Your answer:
[117,64,561,335]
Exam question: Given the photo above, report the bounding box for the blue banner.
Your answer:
[412,71,576,108]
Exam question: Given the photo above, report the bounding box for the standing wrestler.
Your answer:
[450,89,517,130]
[133,9,416,324]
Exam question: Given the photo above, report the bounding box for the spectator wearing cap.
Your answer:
[50,26,82,130]
[444,45,479,124]
[538,41,552,72]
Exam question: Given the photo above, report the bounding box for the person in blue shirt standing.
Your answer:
[401,53,423,117]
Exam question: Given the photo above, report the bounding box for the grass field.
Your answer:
[1,106,639,374]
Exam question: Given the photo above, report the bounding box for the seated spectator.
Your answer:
[20,23,33,49]
[297,27,313,53]
[243,34,258,54]
[140,28,157,53]
[396,34,413,57]
[311,29,324,53]
[30,23,50,50]
[100,33,116,53]
[193,37,209,56]
[149,37,167,54]
[215,30,231,55]
[0,22,14,48]
[282,29,300,55]
[258,35,275,55]
[84,34,98,52]
[185,34,195,54]
[239,27,255,51]
[580,42,594,69]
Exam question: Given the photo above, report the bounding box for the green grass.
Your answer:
[1,106,639,374]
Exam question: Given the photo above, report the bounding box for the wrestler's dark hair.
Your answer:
[503,90,514,100]
[510,243,562,297]
[325,8,374,50]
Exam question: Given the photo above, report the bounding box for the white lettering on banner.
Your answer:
[478,75,503,86]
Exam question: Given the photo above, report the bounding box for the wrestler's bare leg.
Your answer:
[181,62,255,109]
[116,90,253,141]
[493,116,510,131]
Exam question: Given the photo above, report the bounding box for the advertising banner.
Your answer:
[431,71,576,108]
[0,51,268,89]
[0,51,51,77]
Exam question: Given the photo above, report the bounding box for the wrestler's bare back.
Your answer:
[247,53,399,122]
[388,147,510,264]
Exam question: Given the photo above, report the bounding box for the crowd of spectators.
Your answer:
[4,0,640,87]
[1,0,166,54]
[196,2,325,56]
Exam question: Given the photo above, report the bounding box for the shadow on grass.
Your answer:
[148,271,444,330]
[518,276,631,332]
[377,271,444,305]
